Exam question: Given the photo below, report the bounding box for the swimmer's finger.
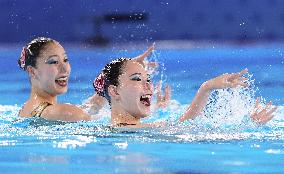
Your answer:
[260,114,274,125]
[156,81,162,100]
[228,69,248,80]
[266,106,277,116]
[164,85,171,101]
[253,97,261,114]
[143,44,155,57]
[238,68,248,76]
[250,113,258,122]
[234,80,249,88]
[258,101,274,115]
[260,107,278,124]
[255,97,261,108]
[235,69,248,78]
[264,101,273,110]
[252,107,267,122]
[147,61,158,69]
[134,43,155,62]
[156,81,162,90]
[142,44,155,58]
[239,77,249,82]
[257,106,272,119]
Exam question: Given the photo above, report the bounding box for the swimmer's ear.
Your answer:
[26,66,36,79]
[108,85,120,101]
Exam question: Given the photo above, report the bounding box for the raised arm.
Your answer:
[178,69,248,122]
[134,43,158,71]
[80,93,107,114]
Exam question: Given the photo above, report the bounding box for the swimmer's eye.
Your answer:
[64,57,69,62]
[131,76,142,81]
[46,59,58,64]
[147,75,151,83]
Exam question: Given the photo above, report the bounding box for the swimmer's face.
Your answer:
[30,42,71,96]
[114,60,153,118]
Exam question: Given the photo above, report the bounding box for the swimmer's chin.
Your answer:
[136,108,150,119]
[53,86,68,95]
[139,113,149,118]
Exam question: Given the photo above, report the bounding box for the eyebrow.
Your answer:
[47,55,59,59]
[47,53,67,59]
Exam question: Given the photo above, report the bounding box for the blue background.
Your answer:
[2,0,284,44]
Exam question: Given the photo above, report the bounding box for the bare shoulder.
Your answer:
[41,103,91,121]
[18,102,34,117]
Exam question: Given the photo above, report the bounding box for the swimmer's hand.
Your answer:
[81,93,106,115]
[250,97,277,125]
[155,81,171,109]
[203,69,249,90]
[179,69,248,122]
[134,43,158,72]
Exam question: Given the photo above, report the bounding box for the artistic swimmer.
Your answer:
[93,57,277,128]
[17,37,155,121]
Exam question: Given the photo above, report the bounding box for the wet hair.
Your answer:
[18,37,55,71]
[93,58,131,104]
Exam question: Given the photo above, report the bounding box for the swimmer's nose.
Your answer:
[144,81,153,92]
[58,60,70,74]
[149,83,154,93]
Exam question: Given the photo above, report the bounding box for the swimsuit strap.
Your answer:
[31,102,52,117]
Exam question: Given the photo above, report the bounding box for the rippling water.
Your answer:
[0,44,283,173]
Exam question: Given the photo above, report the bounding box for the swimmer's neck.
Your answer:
[29,86,57,105]
[111,107,141,126]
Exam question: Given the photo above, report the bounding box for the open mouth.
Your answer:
[55,76,68,87]
[140,94,151,107]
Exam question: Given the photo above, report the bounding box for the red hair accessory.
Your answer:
[93,73,105,93]
[19,47,27,69]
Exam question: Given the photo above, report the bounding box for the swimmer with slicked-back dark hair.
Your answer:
[93,55,277,128]
[17,37,157,121]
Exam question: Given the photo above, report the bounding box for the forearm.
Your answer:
[178,69,249,123]
[178,82,211,122]
[81,94,106,114]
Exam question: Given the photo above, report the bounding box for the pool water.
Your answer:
[0,43,283,174]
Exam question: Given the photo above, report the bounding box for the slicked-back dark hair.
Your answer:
[18,37,55,70]
[94,58,131,104]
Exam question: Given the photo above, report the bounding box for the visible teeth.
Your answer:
[140,94,151,106]
[56,77,67,81]
[141,94,151,99]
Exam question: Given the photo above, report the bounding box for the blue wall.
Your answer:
[2,0,284,43]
